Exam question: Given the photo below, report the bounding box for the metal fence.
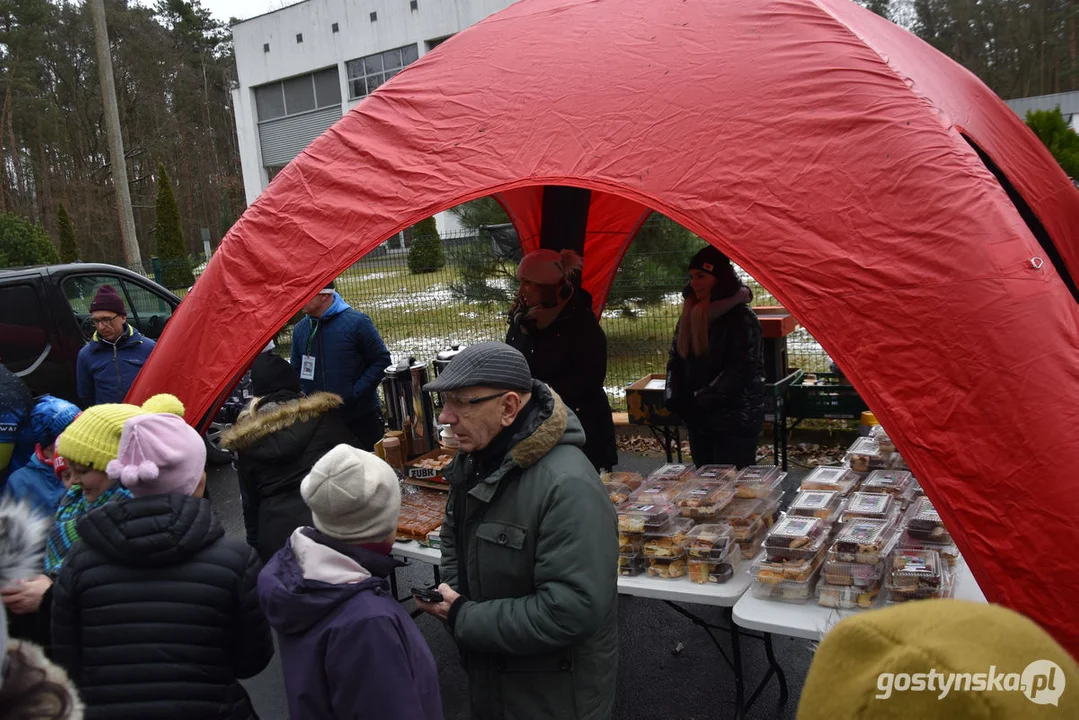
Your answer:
[136,217,833,411]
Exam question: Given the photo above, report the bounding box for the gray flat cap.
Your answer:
[423,341,533,393]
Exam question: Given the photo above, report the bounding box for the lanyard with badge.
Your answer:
[300,320,320,381]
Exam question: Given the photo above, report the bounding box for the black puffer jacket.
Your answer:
[505,289,618,470]
[221,391,357,562]
[51,494,274,720]
[666,302,766,434]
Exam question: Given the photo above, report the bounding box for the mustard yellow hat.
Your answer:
[798,599,1078,719]
[56,394,185,471]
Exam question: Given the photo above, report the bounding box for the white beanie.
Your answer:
[301,445,401,543]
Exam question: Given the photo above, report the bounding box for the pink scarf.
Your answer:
[677,286,752,358]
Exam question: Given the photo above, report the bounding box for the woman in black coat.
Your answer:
[666,245,765,468]
[505,249,618,471]
[221,352,357,563]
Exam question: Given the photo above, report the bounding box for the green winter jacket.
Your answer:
[440,381,619,720]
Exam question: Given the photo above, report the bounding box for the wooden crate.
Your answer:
[404,447,457,483]
[626,374,681,426]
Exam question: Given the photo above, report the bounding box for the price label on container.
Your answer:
[409,467,440,480]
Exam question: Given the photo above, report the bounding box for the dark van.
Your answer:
[0,263,229,462]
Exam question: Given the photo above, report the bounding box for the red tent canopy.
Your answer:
[130,0,1079,655]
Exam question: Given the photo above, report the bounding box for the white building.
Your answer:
[1006,90,1079,131]
[230,0,518,238]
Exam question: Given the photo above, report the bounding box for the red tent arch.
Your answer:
[130,0,1079,654]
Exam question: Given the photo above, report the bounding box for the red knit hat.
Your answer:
[89,285,126,316]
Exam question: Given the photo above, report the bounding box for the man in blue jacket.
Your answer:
[290,282,391,449]
[75,285,155,407]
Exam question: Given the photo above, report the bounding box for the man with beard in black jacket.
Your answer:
[52,411,273,720]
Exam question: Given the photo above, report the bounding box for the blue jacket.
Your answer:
[75,324,156,407]
[289,294,390,421]
[258,528,443,720]
[2,453,65,516]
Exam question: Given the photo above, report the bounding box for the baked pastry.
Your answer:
[686,524,735,559]
[642,518,693,558]
[887,550,943,601]
[618,553,645,577]
[675,482,735,519]
[733,465,782,499]
[617,501,679,532]
[764,517,826,561]
[688,559,736,584]
[618,531,643,553]
[601,471,645,491]
[648,464,692,482]
[818,581,881,609]
[789,490,842,521]
[606,482,632,506]
[831,518,897,564]
[646,555,687,579]
[756,554,822,584]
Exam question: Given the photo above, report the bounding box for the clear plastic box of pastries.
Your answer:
[869,424,897,454]
[764,516,829,560]
[647,463,693,482]
[629,480,686,505]
[799,466,858,496]
[618,530,643,554]
[646,553,688,579]
[717,498,767,539]
[618,552,646,577]
[821,556,886,588]
[840,491,898,524]
[862,470,914,500]
[844,437,887,472]
[601,471,645,491]
[885,549,946,602]
[735,524,768,562]
[686,523,736,560]
[817,579,882,609]
[733,465,784,498]
[691,464,736,482]
[642,517,695,558]
[688,546,742,584]
[903,496,952,544]
[759,489,784,529]
[829,517,899,565]
[616,501,680,533]
[751,564,822,604]
[755,548,825,585]
[788,490,844,523]
[606,482,633,506]
[897,529,960,570]
[674,481,736,519]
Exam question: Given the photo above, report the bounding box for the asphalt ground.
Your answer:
[209,453,815,720]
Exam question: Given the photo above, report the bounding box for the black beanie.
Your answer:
[251,352,302,397]
[689,245,742,299]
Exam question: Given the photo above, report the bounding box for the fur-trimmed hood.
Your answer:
[509,382,583,469]
[1,640,84,718]
[0,499,50,589]
[220,392,344,452]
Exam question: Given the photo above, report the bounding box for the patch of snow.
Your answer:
[365,284,456,309]
[353,271,396,282]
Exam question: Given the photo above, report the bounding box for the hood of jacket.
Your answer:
[3,640,85,719]
[220,392,343,455]
[257,528,403,635]
[77,493,225,567]
[90,323,145,349]
[319,292,351,321]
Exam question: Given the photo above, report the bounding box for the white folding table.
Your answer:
[732,562,986,641]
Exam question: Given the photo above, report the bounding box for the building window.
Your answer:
[332,22,339,32]
[296,33,303,43]
[346,44,418,99]
[410,0,418,10]
[369,11,377,21]
[254,67,342,122]
[263,42,270,53]
[426,35,453,51]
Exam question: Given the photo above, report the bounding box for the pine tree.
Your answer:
[153,164,194,287]
[407,216,446,274]
[57,202,79,262]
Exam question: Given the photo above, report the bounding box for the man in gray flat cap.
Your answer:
[415,341,618,720]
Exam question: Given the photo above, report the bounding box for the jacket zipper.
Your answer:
[113,342,121,391]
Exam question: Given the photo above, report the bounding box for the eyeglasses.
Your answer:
[92,315,120,326]
[442,391,509,409]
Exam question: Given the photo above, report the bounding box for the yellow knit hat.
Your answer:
[797,599,1078,719]
[56,394,185,471]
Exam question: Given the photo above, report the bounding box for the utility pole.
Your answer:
[88,0,142,268]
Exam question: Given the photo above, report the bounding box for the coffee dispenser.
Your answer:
[431,345,467,407]
[381,358,437,457]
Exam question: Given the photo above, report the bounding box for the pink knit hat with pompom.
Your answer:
[105,413,206,497]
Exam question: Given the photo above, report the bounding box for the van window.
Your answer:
[0,283,50,374]
[62,275,175,340]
